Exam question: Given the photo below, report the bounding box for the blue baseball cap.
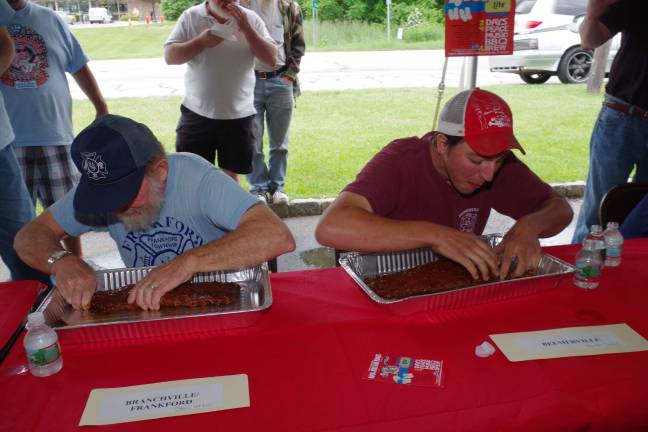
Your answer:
[71,115,160,214]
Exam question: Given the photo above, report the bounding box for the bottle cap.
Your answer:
[27,312,45,327]
[607,221,619,229]
[591,225,602,234]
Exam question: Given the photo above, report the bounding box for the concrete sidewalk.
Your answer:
[0,193,582,281]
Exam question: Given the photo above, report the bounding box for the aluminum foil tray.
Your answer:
[35,264,271,344]
[339,235,575,315]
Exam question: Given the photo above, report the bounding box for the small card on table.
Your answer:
[79,374,249,426]
[490,323,648,362]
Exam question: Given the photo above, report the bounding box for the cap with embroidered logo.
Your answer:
[437,88,525,157]
[71,114,160,214]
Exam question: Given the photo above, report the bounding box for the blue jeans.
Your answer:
[0,146,50,284]
[247,76,294,194]
[572,94,648,243]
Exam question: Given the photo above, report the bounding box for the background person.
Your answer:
[0,0,49,285]
[15,115,295,311]
[165,0,277,184]
[316,89,573,280]
[1,0,108,258]
[572,0,648,243]
[242,0,304,204]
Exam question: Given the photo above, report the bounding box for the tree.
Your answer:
[161,0,198,20]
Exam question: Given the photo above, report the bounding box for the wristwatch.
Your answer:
[47,250,73,268]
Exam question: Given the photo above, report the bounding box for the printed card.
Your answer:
[363,353,444,388]
[490,324,648,362]
[79,374,249,426]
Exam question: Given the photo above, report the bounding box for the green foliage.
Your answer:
[161,0,199,21]
[301,0,445,24]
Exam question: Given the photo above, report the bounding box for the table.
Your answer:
[1,240,648,432]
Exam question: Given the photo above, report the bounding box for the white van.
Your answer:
[88,7,112,24]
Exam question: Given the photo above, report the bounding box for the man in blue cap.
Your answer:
[15,114,295,311]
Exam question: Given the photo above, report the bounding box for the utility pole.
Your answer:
[312,0,319,48]
[386,0,391,40]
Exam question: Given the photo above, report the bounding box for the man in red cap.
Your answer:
[316,88,572,281]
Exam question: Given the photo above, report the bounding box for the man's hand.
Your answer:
[51,256,97,310]
[197,28,224,49]
[494,228,542,280]
[431,227,499,281]
[127,254,196,310]
[226,3,253,35]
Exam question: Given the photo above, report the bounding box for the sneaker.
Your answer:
[272,190,289,205]
[254,192,268,204]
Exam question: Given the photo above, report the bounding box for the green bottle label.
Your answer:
[27,342,61,366]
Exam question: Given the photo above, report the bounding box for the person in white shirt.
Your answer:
[164,0,277,184]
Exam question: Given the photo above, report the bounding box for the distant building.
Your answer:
[32,0,160,22]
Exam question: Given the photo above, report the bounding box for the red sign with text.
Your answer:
[445,0,516,57]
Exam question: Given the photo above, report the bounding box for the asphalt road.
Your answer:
[68,49,566,100]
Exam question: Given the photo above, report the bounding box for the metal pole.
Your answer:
[312,8,318,48]
[465,56,478,89]
[386,0,391,41]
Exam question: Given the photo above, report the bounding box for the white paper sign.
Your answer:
[490,324,648,362]
[79,374,249,426]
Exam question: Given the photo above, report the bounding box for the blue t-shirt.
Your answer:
[51,153,259,268]
[0,0,14,149]
[0,1,87,147]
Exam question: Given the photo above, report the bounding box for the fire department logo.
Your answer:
[1,24,49,88]
[81,152,109,180]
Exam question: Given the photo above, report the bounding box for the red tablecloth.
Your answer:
[2,241,648,432]
[0,280,44,349]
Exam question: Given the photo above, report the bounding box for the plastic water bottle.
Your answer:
[23,312,63,377]
[603,221,624,267]
[574,239,603,289]
[585,224,606,264]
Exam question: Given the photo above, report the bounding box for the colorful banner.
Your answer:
[445,0,515,57]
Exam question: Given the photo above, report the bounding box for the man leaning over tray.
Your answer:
[14,114,295,311]
[315,88,573,281]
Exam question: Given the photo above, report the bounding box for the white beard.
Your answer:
[211,0,239,17]
[117,176,166,232]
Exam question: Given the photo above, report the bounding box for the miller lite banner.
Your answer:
[444,0,515,57]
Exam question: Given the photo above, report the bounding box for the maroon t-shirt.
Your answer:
[344,133,554,234]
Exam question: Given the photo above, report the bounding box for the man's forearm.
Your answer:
[512,193,573,239]
[316,205,447,253]
[15,224,65,274]
[164,39,206,65]
[580,15,612,49]
[580,0,618,49]
[243,29,277,68]
[72,64,108,116]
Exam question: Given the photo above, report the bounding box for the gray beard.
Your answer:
[117,177,165,232]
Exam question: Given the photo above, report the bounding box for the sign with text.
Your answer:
[79,374,249,426]
[491,324,648,362]
[445,0,516,57]
[363,353,444,388]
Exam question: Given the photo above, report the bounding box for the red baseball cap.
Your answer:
[437,88,525,157]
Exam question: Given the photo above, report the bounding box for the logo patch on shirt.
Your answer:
[458,207,479,232]
[81,152,108,180]
[1,24,49,88]
[121,216,205,267]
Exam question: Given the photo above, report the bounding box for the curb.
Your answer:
[270,181,586,218]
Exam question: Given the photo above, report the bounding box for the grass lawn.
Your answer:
[73,84,601,199]
[71,20,444,61]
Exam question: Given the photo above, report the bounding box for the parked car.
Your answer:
[489,0,620,84]
[88,7,112,24]
[55,10,75,25]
